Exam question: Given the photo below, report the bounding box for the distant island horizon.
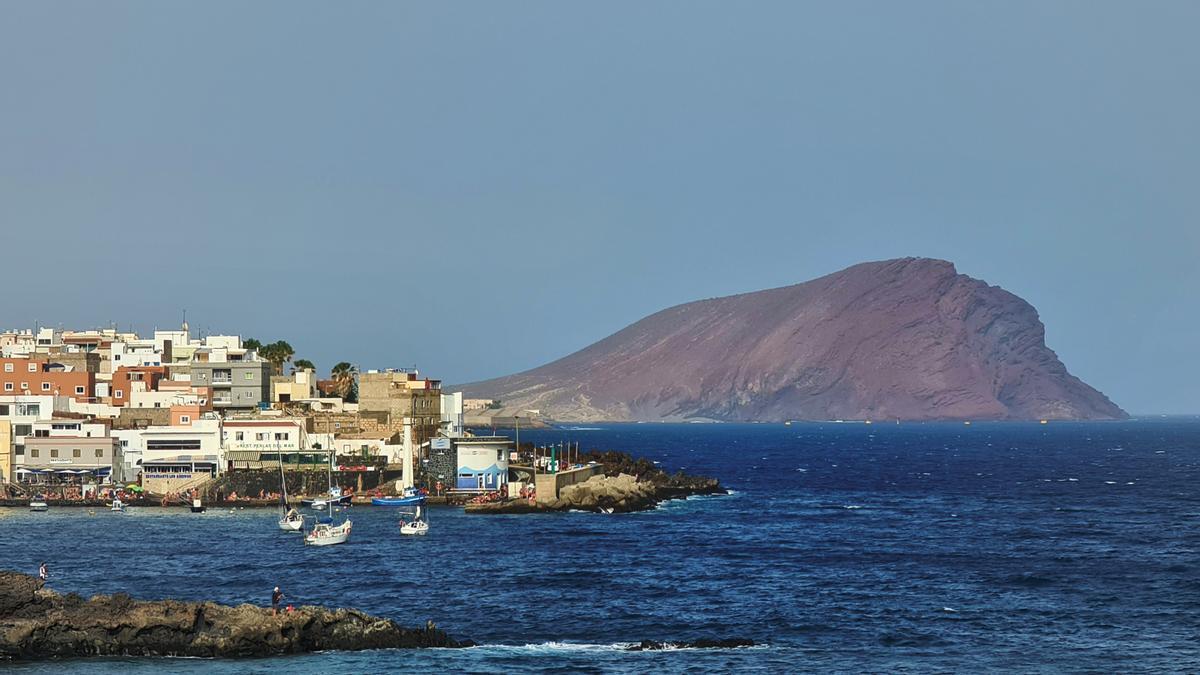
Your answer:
[458,258,1126,424]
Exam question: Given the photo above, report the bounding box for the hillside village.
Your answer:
[0,323,520,502]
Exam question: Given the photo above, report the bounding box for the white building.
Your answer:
[114,418,222,487]
[441,391,464,436]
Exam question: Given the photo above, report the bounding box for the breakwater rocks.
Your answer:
[0,571,470,660]
[468,450,725,514]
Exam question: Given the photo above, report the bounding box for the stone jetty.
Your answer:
[467,450,725,514]
[0,571,471,659]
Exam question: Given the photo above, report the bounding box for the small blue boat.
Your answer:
[372,488,426,507]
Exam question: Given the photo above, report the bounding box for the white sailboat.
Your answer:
[400,504,429,536]
[276,441,303,531]
[304,447,351,546]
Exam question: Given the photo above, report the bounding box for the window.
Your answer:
[255,433,266,441]
[14,424,31,436]
[22,404,38,417]
[274,432,289,441]
[73,448,81,458]
[3,363,11,372]
[116,390,123,399]
[19,382,27,390]
[34,430,49,438]
[120,440,128,448]
[50,449,59,458]
[245,372,254,380]
[0,404,7,415]
[41,382,51,391]
[14,445,23,456]
[95,448,103,457]
[75,386,85,395]
[180,415,190,424]
[3,383,11,392]
[30,449,38,458]
[28,363,37,372]
[235,431,244,441]
[154,402,161,408]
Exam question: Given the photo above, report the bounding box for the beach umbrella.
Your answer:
[126,485,144,492]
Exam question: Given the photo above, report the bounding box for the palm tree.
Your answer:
[331,362,358,402]
[264,340,294,375]
[292,359,315,373]
[244,338,262,351]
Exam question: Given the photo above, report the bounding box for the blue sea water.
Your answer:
[3,419,1200,673]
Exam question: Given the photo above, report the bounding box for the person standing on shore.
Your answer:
[38,562,48,582]
[271,586,284,615]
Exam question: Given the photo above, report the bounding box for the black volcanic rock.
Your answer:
[462,258,1125,422]
[0,571,468,659]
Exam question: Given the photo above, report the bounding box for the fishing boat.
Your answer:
[275,443,304,531]
[190,498,206,513]
[399,504,429,536]
[29,495,48,512]
[304,447,351,546]
[111,499,126,512]
[302,487,352,509]
[372,487,426,507]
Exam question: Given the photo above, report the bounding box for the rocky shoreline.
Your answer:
[0,571,470,659]
[0,570,757,661]
[467,450,725,514]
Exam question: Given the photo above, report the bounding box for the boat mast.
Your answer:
[277,438,288,515]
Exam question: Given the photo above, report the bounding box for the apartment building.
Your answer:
[0,357,95,402]
[191,361,270,411]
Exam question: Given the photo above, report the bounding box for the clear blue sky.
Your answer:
[1,2,1196,413]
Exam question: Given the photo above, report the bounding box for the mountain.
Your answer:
[459,258,1126,422]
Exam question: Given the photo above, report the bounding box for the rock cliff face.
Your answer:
[0,571,468,659]
[462,258,1124,422]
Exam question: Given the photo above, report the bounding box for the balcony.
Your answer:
[212,397,233,407]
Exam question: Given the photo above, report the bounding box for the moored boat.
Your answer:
[399,504,429,536]
[279,508,304,531]
[190,499,206,513]
[29,496,48,512]
[372,487,426,507]
[305,520,352,546]
[111,499,126,512]
[302,447,351,546]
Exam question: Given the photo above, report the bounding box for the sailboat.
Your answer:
[276,442,303,532]
[399,504,429,536]
[304,448,351,546]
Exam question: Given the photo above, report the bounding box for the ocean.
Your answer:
[2,419,1199,673]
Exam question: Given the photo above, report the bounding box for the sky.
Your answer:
[1,1,1197,414]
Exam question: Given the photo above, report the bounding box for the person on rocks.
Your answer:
[38,562,48,582]
[271,586,284,615]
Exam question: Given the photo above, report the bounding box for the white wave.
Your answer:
[941,607,958,613]
[466,641,767,653]
[467,641,634,653]
[1104,481,1117,485]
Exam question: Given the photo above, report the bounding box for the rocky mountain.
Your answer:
[461,258,1125,422]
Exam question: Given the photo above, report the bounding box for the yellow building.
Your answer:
[271,369,318,404]
[0,420,11,484]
